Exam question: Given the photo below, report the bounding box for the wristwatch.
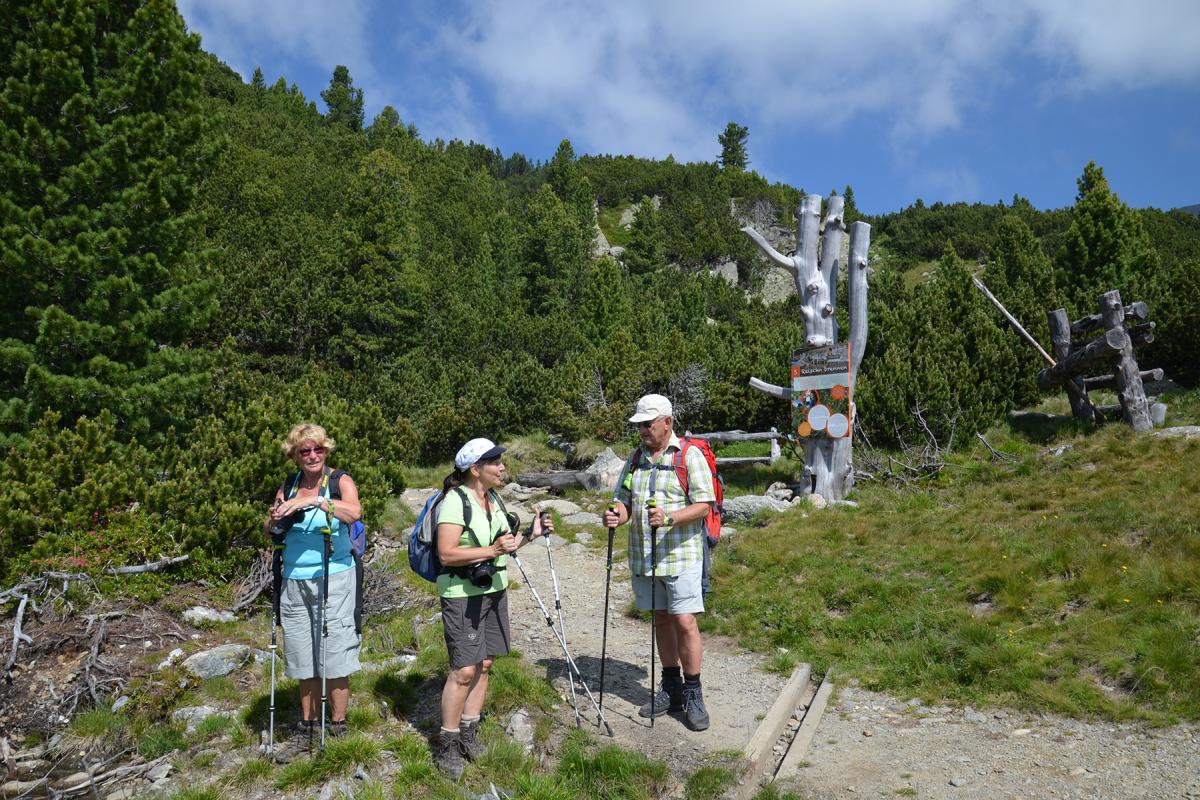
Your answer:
[665,513,674,528]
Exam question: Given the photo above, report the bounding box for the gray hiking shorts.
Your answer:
[281,568,361,679]
[441,591,511,669]
[631,563,705,614]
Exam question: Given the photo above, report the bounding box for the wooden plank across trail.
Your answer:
[737,662,812,799]
[775,668,835,781]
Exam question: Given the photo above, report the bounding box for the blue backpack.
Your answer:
[409,488,477,582]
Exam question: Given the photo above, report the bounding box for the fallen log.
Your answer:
[516,471,585,491]
[104,555,189,575]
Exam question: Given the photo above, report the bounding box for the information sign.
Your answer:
[791,343,852,439]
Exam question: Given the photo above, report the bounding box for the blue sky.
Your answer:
[178,0,1200,216]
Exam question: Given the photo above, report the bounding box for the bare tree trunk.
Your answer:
[1045,309,1096,423]
[1098,290,1152,432]
[744,195,870,502]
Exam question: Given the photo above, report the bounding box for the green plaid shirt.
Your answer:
[615,434,716,577]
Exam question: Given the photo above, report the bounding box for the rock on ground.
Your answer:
[723,494,792,522]
[182,644,251,679]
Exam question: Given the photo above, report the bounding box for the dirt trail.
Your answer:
[505,532,1200,800]
[505,533,785,778]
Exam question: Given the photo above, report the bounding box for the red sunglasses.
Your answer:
[297,445,326,457]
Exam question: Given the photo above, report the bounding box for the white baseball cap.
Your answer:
[455,438,506,471]
[629,393,673,423]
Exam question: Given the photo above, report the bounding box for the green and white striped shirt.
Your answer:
[615,434,716,577]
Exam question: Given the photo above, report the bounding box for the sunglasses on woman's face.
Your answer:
[298,446,325,457]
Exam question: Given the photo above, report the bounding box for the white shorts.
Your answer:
[281,568,361,679]
[631,565,705,614]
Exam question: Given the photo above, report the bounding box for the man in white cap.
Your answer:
[602,393,716,731]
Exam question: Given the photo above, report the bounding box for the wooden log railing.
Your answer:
[684,428,783,466]
[1069,301,1148,338]
[1036,290,1158,432]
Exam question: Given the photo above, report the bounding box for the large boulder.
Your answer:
[181,644,251,679]
[400,487,438,516]
[580,448,625,492]
[722,495,792,523]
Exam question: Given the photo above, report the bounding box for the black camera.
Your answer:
[268,508,305,543]
[465,560,498,588]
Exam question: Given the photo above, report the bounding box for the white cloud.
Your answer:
[1022,1,1200,89]
[177,0,382,109]
[428,0,1199,163]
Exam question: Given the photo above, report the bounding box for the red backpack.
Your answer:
[631,436,724,546]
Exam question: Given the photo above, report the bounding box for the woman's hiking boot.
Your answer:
[271,719,314,764]
[682,683,710,731]
[327,720,348,738]
[434,731,466,779]
[638,674,685,718]
[460,719,486,761]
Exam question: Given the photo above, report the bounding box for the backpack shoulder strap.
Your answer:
[282,471,302,499]
[673,439,692,498]
[452,487,482,547]
[328,469,347,500]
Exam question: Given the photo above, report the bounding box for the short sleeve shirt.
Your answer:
[614,434,716,577]
[434,488,511,599]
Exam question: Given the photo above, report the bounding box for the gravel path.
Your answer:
[505,532,786,780]
[506,531,1200,800]
[778,685,1200,799]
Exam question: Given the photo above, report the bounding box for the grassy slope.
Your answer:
[706,391,1200,723]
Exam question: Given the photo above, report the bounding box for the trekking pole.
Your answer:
[542,511,581,727]
[319,530,331,751]
[267,541,284,761]
[509,552,614,736]
[647,498,658,729]
[598,501,617,713]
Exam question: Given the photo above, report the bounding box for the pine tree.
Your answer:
[623,196,666,275]
[1057,162,1159,317]
[718,122,749,170]
[321,64,364,131]
[986,215,1058,406]
[0,0,216,439]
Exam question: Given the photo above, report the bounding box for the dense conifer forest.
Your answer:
[2,1,1199,582]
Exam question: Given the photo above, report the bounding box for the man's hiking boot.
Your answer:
[326,720,348,739]
[460,719,486,761]
[682,683,710,731]
[434,731,466,779]
[638,677,685,718]
[271,720,313,764]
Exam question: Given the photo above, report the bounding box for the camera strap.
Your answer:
[448,487,509,578]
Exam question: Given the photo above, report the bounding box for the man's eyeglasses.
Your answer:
[298,446,326,457]
[636,419,658,429]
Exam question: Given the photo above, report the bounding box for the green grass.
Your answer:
[138,723,187,758]
[554,728,671,799]
[706,399,1200,721]
[598,203,634,247]
[67,706,126,739]
[275,733,382,790]
[486,651,562,716]
[685,764,739,799]
[224,757,273,791]
[160,788,224,800]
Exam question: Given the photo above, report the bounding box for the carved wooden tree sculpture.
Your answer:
[742,195,871,501]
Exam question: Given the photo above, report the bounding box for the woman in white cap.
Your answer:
[431,437,551,778]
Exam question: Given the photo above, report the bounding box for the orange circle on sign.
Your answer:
[797,421,813,437]
[830,384,846,401]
